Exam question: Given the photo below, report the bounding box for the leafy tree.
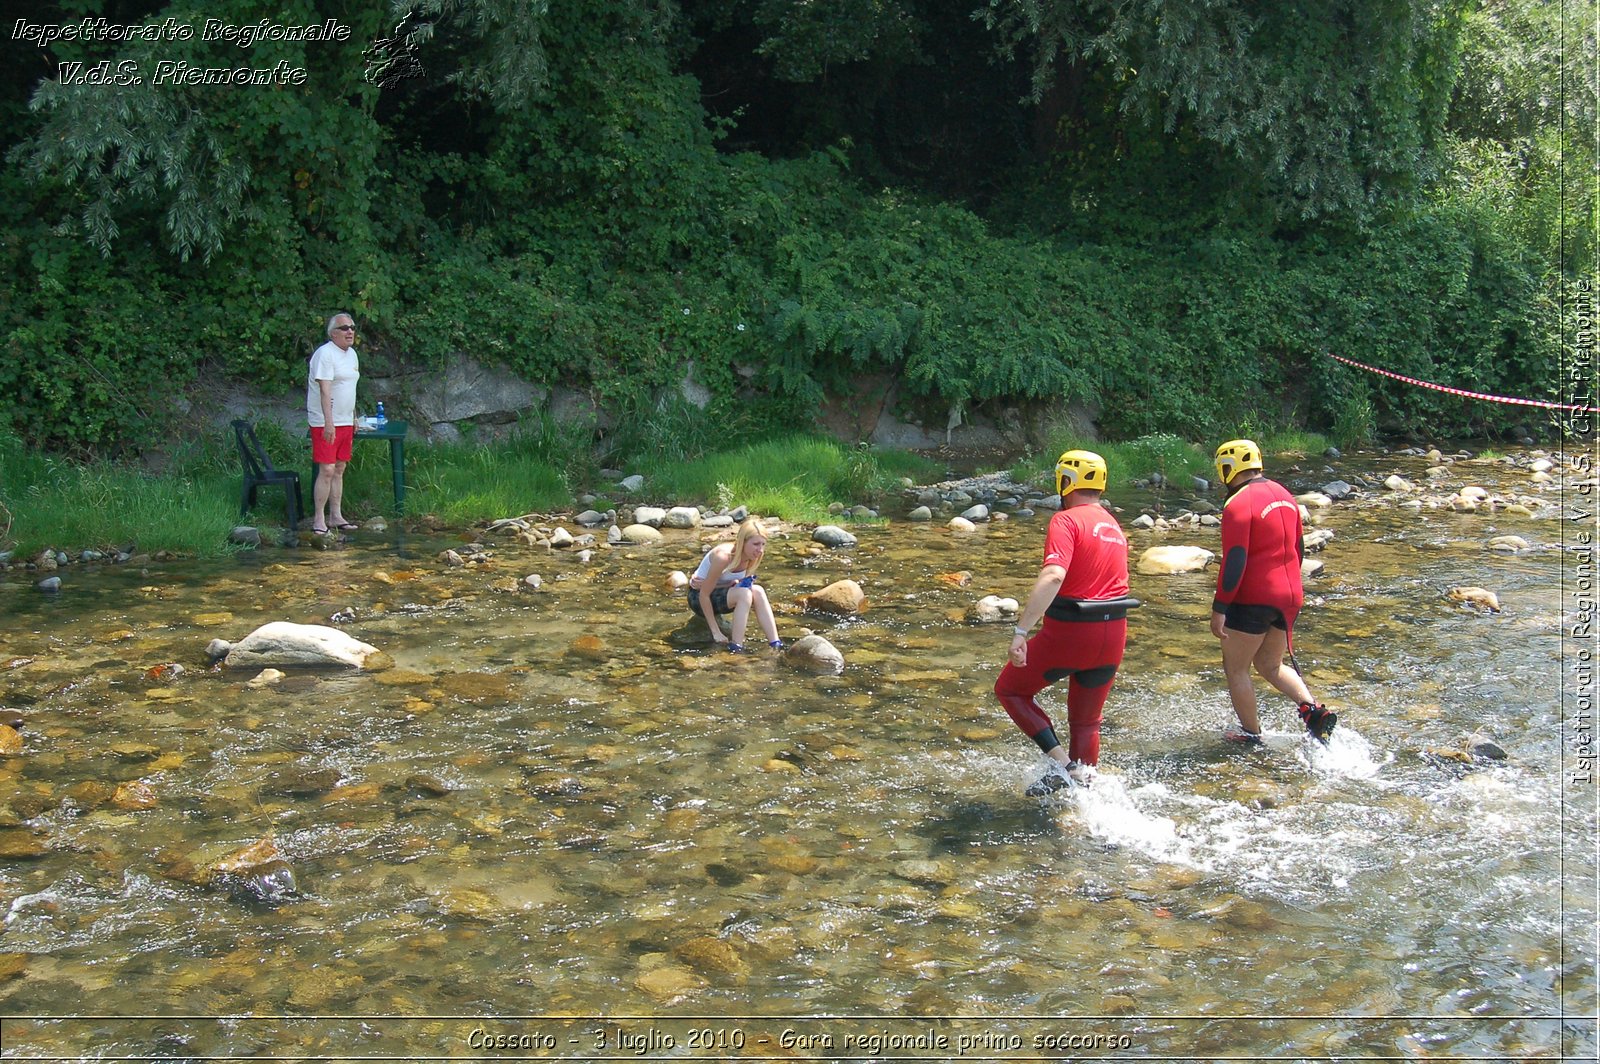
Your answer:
[981,0,1465,218]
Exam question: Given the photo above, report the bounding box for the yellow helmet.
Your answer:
[1054,450,1108,496]
[1214,439,1263,486]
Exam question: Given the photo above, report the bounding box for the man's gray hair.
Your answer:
[326,313,354,338]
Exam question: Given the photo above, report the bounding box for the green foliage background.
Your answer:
[0,0,1589,455]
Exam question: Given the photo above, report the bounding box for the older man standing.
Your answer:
[306,312,360,534]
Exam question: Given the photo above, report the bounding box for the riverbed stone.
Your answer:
[803,579,866,615]
[0,726,22,757]
[229,527,262,547]
[1302,528,1335,552]
[0,830,49,859]
[112,781,159,810]
[549,527,574,548]
[663,507,701,529]
[632,506,667,527]
[218,622,387,670]
[782,634,845,675]
[575,510,606,526]
[1321,480,1353,499]
[812,525,857,548]
[36,577,61,593]
[966,596,1019,624]
[1486,535,1530,552]
[1384,475,1415,492]
[960,504,990,522]
[908,506,933,521]
[947,517,977,532]
[674,935,747,977]
[620,524,663,544]
[1135,546,1214,575]
[246,668,285,689]
[1448,586,1501,612]
[1301,559,1325,579]
[635,965,706,1001]
[1297,492,1332,509]
[618,474,645,492]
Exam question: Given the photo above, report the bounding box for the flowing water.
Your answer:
[0,448,1594,1061]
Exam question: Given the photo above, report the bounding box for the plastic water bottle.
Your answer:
[375,401,386,427]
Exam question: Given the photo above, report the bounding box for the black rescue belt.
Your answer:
[1043,595,1143,623]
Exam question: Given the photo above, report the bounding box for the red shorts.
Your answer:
[310,424,354,463]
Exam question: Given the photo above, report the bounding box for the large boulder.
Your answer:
[802,579,867,615]
[215,622,389,670]
[1135,546,1214,575]
[782,634,845,675]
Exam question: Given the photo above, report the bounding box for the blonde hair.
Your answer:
[731,517,768,576]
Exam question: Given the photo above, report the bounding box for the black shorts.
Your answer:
[1223,603,1288,635]
[687,585,732,616]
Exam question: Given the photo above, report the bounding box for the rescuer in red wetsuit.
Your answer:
[995,450,1138,795]
[1210,439,1335,742]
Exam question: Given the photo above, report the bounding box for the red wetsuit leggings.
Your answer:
[994,618,1126,766]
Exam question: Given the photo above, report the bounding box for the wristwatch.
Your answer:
[1012,625,1029,637]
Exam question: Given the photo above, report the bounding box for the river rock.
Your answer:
[575,509,606,526]
[664,570,689,591]
[1301,559,1325,579]
[1321,480,1353,499]
[1487,535,1531,552]
[229,527,262,547]
[1459,486,1489,501]
[218,622,387,670]
[1135,546,1214,575]
[1449,495,1479,512]
[1297,492,1332,509]
[966,596,1019,624]
[782,634,845,675]
[1302,528,1335,552]
[1448,586,1501,612]
[908,506,933,521]
[112,781,158,810]
[1384,475,1415,492]
[812,525,857,548]
[549,527,574,548]
[245,668,285,689]
[618,475,644,492]
[0,725,22,757]
[522,573,543,590]
[620,524,663,545]
[1130,514,1156,529]
[206,836,298,904]
[663,506,702,529]
[36,577,60,593]
[632,506,666,527]
[701,514,734,528]
[960,504,990,522]
[635,965,706,1002]
[674,936,747,977]
[947,517,977,532]
[803,579,866,615]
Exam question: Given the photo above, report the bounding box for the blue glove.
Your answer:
[737,576,755,588]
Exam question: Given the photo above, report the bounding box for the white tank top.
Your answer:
[690,546,749,589]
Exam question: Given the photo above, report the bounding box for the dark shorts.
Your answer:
[1223,602,1289,635]
[687,585,732,616]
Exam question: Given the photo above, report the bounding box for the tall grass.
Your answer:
[0,428,242,557]
[628,435,941,523]
[1008,429,1331,492]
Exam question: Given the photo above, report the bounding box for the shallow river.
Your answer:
[0,447,1594,1061]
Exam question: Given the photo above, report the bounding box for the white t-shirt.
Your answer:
[306,342,359,427]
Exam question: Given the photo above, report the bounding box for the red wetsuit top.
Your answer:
[1213,477,1303,614]
[1042,503,1130,600]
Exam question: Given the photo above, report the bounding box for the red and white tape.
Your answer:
[1326,353,1597,414]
